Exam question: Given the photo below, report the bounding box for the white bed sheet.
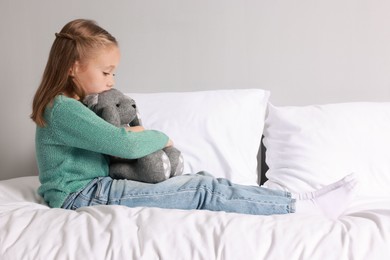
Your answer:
[1,176,390,260]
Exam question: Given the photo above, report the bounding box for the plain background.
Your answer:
[1,0,390,180]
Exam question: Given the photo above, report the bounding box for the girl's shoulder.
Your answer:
[54,94,79,105]
[47,95,89,120]
[52,95,85,110]
[44,94,100,130]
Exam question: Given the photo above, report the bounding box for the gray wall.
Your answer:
[1,0,390,180]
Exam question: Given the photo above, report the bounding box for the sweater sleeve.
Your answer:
[48,96,169,159]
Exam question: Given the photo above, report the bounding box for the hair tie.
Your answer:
[55,32,75,41]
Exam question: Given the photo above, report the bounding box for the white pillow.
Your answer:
[262,102,390,197]
[127,89,270,186]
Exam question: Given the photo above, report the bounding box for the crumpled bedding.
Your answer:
[1,176,389,260]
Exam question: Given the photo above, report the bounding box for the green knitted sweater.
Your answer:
[35,95,169,208]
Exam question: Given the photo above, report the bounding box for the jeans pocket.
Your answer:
[61,191,79,209]
[89,177,110,206]
[62,178,102,209]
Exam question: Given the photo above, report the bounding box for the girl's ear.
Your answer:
[69,61,80,77]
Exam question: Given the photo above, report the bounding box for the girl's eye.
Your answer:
[103,72,110,76]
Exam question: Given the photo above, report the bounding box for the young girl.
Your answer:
[31,19,357,218]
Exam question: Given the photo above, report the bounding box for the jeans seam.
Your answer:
[109,185,289,205]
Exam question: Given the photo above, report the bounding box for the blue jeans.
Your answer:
[62,172,295,215]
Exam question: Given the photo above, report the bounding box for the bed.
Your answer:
[1,89,390,259]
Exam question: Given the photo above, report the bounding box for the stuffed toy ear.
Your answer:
[101,106,121,127]
[83,94,99,110]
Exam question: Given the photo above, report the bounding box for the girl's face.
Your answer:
[71,46,121,96]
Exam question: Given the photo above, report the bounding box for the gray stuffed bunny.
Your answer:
[83,88,184,183]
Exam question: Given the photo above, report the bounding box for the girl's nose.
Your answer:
[108,77,115,88]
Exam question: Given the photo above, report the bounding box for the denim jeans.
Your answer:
[62,172,295,215]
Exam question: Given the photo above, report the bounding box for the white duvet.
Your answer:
[1,176,390,260]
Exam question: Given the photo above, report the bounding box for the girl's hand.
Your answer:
[166,139,174,147]
[126,126,145,132]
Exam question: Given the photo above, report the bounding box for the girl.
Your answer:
[31,19,357,218]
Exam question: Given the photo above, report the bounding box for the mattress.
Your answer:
[1,176,389,260]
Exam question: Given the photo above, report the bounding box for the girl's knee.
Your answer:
[195,171,214,177]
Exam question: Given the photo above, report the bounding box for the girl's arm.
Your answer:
[49,96,169,159]
[126,126,174,147]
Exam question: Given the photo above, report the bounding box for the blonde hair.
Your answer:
[31,19,118,127]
